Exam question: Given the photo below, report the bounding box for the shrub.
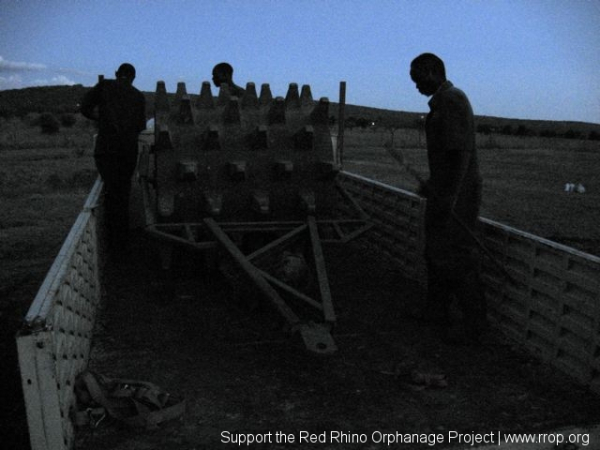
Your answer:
[564,129,582,140]
[39,113,60,134]
[539,129,557,138]
[60,113,76,127]
[477,124,493,135]
[515,125,531,137]
[589,131,600,141]
[355,117,370,129]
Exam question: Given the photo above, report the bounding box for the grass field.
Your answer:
[341,128,600,255]
[0,118,97,448]
[0,118,599,447]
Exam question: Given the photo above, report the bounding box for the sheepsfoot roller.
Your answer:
[137,78,372,354]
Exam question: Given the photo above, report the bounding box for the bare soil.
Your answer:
[74,232,600,449]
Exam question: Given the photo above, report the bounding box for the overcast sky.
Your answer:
[0,0,598,123]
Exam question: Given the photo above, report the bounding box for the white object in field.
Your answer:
[146,118,155,131]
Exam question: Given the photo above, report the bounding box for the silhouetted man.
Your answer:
[212,62,245,98]
[81,63,146,256]
[409,53,486,343]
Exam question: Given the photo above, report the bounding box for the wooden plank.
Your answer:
[257,269,323,311]
[246,224,307,262]
[308,216,335,323]
[204,218,301,326]
[146,226,217,251]
[35,332,66,450]
[16,334,49,450]
[24,212,90,326]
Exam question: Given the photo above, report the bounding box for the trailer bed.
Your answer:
[76,233,599,449]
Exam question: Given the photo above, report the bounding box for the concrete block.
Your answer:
[294,125,314,150]
[178,95,194,124]
[155,81,170,124]
[310,97,330,125]
[217,83,231,107]
[242,82,259,109]
[197,81,214,109]
[175,82,187,101]
[252,190,270,215]
[228,161,247,181]
[259,83,273,107]
[285,83,300,109]
[268,97,286,125]
[202,125,220,151]
[299,189,316,214]
[300,84,314,107]
[203,191,222,216]
[249,125,268,150]
[177,160,198,181]
[158,192,175,218]
[223,97,241,125]
[274,160,294,179]
[155,125,173,151]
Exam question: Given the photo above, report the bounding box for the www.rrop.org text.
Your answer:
[220,430,591,446]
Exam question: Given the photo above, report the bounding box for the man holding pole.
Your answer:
[409,53,486,344]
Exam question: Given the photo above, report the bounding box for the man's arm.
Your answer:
[439,93,473,209]
[80,84,102,121]
[137,94,146,133]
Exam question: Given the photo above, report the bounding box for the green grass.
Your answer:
[0,146,96,290]
[342,128,600,255]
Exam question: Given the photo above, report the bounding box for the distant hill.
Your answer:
[1,85,599,138]
[0,85,89,117]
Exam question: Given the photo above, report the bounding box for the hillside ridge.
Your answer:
[1,85,599,136]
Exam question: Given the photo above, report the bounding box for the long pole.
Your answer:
[337,81,346,167]
[385,146,519,285]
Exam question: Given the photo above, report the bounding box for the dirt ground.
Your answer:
[74,231,600,450]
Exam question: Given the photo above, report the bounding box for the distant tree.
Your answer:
[477,124,493,135]
[39,112,60,134]
[60,113,76,127]
[588,130,600,141]
[500,125,513,135]
[564,129,582,140]
[515,125,531,137]
[24,113,40,127]
[378,116,405,148]
[356,117,370,129]
[411,116,426,147]
[539,129,557,138]
[345,116,357,130]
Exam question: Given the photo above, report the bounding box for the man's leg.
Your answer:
[446,247,487,344]
[109,151,138,251]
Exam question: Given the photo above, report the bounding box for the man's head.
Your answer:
[212,62,234,87]
[116,63,136,84]
[410,53,446,97]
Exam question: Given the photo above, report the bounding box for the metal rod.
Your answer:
[246,224,307,262]
[146,226,216,251]
[308,216,336,323]
[203,218,301,326]
[385,147,518,285]
[257,269,324,311]
[337,81,346,168]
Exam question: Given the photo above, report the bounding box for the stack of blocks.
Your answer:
[151,80,338,223]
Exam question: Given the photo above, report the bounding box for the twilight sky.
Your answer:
[0,0,598,123]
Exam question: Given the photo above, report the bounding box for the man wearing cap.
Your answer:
[81,63,146,255]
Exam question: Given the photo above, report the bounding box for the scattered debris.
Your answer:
[564,183,586,193]
[409,370,448,389]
